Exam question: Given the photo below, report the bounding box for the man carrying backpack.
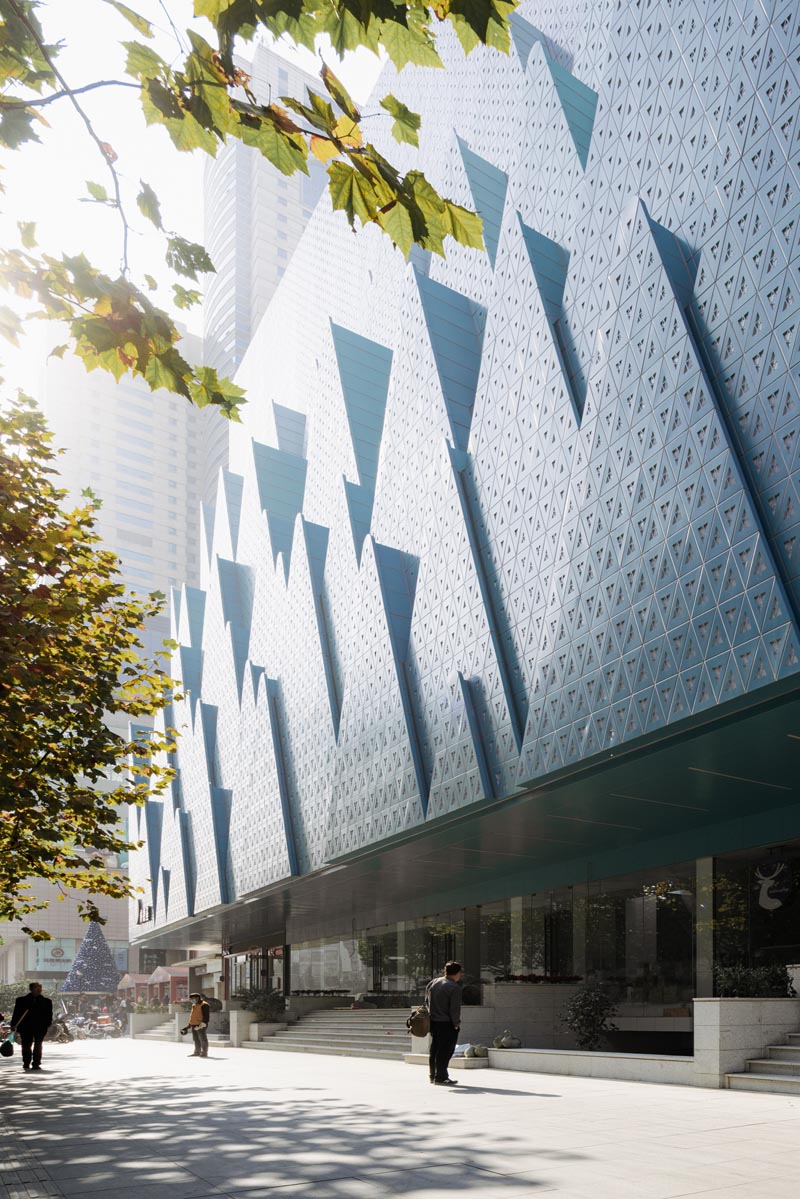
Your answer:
[425,960,463,1086]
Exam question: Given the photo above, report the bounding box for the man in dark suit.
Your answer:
[10,982,53,1072]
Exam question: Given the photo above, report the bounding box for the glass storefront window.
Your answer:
[715,844,800,969]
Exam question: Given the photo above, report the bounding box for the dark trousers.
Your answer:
[20,1032,45,1068]
[191,1026,208,1056]
[429,1020,458,1081]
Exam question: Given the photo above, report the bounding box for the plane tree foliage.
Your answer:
[0,0,516,412]
[0,396,175,937]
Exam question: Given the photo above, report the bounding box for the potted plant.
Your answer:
[561,981,618,1050]
[714,963,795,997]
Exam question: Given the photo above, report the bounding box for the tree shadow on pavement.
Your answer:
[0,1048,586,1195]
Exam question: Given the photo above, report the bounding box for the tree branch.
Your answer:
[5,0,132,274]
[0,78,141,108]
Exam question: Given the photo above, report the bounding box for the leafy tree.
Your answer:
[0,395,175,937]
[0,0,515,408]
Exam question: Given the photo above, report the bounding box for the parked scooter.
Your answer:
[45,1018,74,1044]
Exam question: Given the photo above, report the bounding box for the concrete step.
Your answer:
[289,1027,409,1037]
[299,1015,410,1025]
[766,1045,800,1062]
[743,1058,800,1076]
[269,1035,409,1051]
[241,1039,404,1059]
[727,1072,800,1094]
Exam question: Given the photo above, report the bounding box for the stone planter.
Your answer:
[693,997,800,1087]
[248,1020,288,1041]
[129,1012,168,1038]
[461,982,581,1049]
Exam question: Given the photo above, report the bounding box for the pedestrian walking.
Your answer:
[186,992,210,1058]
[425,960,463,1086]
[10,983,53,1072]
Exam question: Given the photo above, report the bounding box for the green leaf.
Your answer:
[17,221,37,249]
[172,283,201,309]
[376,200,415,257]
[144,274,158,291]
[320,62,360,121]
[101,1,154,37]
[327,160,379,229]
[165,236,215,281]
[136,181,162,229]
[188,365,245,418]
[123,40,167,79]
[86,181,109,202]
[380,94,421,148]
[234,106,309,176]
[440,199,485,251]
[0,304,22,345]
[0,107,41,151]
[378,17,444,71]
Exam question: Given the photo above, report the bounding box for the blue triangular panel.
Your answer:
[273,402,307,457]
[456,137,508,268]
[548,60,598,170]
[517,218,569,322]
[178,645,202,716]
[343,478,373,563]
[221,471,244,554]
[145,799,163,913]
[266,679,300,875]
[509,16,597,170]
[178,810,196,917]
[509,12,539,68]
[372,540,429,811]
[302,519,342,738]
[160,867,170,919]
[252,441,307,572]
[330,322,392,491]
[210,785,233,904]
[373,542,418,665]
[183,587,206,648]
[200,701,219,786]
[415,271,486,453]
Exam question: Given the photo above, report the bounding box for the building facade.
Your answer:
[131,1,800,1046]
[202,42,327,503]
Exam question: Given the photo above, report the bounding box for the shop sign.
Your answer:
[27,938,76,971]
[754,858,793,911]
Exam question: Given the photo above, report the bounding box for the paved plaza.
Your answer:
[2,1042,800,1198]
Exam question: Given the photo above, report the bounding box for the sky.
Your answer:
[0,0,382,393]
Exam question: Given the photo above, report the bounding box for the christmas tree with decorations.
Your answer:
[61,923,121,994]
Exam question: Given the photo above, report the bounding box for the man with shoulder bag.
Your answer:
[10,982,53,1072]
[425,960,463,1087]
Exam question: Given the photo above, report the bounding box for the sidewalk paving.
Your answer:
[2,1039,800,1199]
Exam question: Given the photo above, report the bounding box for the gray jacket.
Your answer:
[425,976,462,1027]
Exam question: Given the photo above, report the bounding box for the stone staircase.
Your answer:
[134,1019,233,1048]
[727,1031,800,1093]
[242,1008,410,1060]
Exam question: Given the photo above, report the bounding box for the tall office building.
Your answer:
[44,333,208,655]
[202,41,326,503]
[129,0,800,1075]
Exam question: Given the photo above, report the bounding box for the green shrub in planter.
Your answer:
[561,982,618,1050]
[234,988,285,1021]
[714,963,796,998]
